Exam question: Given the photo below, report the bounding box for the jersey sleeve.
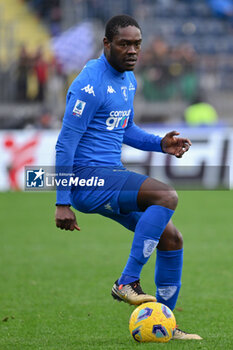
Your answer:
[55,70,104,205]
[123,121,163,152]
[123,74,163,153]
[55,124,82,205]
[62,72,103,133]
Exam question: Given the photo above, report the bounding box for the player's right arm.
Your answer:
[55,72,102,231]
[55,124,82,231]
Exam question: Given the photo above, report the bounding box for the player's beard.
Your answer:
[109,46,135,72]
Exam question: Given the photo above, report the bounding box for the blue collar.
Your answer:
[100,53,126,79]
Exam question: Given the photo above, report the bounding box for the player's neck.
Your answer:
[102,53,126,77]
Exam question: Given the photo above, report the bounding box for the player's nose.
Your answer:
[127,45,137,54]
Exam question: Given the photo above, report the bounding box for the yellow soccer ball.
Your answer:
[129,302,176,343]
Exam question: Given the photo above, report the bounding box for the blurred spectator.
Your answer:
[50,5,62,36]
[170,44,198,101]
[16,45,31,102]
[35,110,54,129]
[1,0,232,129]
[16,46,49,103]
[184,96,218,126]
[46,59,66,117]
[25,0,61,35]
[139,38,171,101]
[85,0,111,23]
[33,47,48,102]
[27,64,39,101]
[84,0,133,23]
[138,38,198,102]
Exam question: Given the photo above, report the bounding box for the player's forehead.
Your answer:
[113,26,142,42]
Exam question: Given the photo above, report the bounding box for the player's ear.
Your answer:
[103,37,111,49]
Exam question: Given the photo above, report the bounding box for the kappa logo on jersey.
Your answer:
[129,82,135,91]
[107,85,116,94]
[106,110,131,130]
[81,84,95,96]
[72,99,86,117]
[121,86,128,101]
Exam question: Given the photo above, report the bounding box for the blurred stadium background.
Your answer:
[0,0,232,189]
[1,2,233,349]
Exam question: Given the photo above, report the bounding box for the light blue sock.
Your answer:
[118,205,174,285]
[155,248,183,311]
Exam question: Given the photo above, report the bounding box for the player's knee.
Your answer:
[173,229,183,249]
[159,189,178,211]
[167,226,183,249]
[158,226,183,250]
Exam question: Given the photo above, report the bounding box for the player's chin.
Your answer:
[125,65,135,71]
[124,62,136,71]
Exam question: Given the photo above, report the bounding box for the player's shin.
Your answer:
[118,205,174,285]
[155,248,183,311]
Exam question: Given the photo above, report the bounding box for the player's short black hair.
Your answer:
[105,15,141,42]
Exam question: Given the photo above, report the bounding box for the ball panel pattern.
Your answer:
[129,302,176,343]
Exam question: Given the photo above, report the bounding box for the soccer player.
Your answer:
[55,15,202,340]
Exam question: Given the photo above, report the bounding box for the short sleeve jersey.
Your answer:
[62,53,137,167]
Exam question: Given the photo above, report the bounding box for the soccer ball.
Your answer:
[129,302,176,343]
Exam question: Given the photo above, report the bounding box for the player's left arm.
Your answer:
[123,123,191,158]
[124,75,191,157]
[123,121,163,152]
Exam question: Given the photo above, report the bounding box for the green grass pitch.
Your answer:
[0,191,233,350]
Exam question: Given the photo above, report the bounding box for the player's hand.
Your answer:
[55,205,80,231]
[161,131,192,158]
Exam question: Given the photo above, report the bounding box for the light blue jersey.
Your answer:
[63,53,137,167]
[56,53,163,205]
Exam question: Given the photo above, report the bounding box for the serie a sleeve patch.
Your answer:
[72,99,86,117]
